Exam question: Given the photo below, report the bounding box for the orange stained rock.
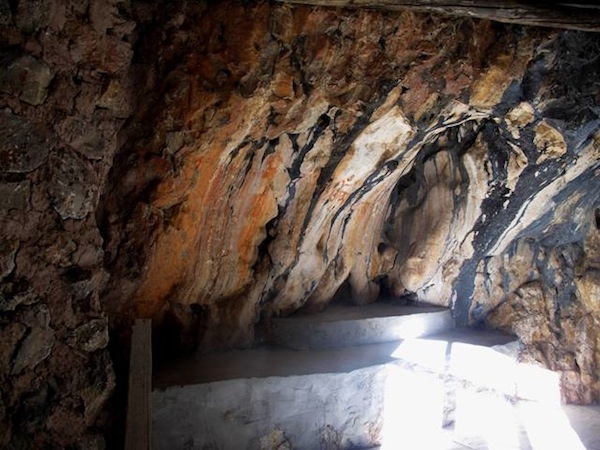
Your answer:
[135,95,287,317]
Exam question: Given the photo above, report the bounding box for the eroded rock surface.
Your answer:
[100,3,600,407]
[1,0,600,447]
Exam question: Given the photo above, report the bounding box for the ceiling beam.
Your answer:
[275,1,600,32]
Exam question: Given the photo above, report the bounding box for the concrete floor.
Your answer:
[154,341,401,388]
[153,303,599,450]
[421,403,600,450]
[565,404,600,450]
[361,404,600,450]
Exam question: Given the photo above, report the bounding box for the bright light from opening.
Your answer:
[450,342,517,396]
[454,389,520,450]
[516,363,561,405]
[381,337,588,450]
[390,338,448,372]
[381,365,446,449]
[392,317,429,338]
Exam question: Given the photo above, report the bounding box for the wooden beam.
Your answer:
[125,319,153,450]
[275,0,600,32]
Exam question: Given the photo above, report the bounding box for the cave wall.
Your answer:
[101,1,600,405]
[1,0,600,447]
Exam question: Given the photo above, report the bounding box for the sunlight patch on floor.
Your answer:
[381,338,587,450]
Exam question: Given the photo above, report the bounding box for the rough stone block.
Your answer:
[96,79,132,118]
[48,149,97,220]
[0,288,39,312]
[0,55,55,105]
[0,181,30,212]
[0,322,26,374]
[11,326,55,374]
[0,111,54,173]
[0,240,19,280]
[72,318,109,352]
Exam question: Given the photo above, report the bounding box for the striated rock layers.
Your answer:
[1,0,600,447]
[101,2,600,404]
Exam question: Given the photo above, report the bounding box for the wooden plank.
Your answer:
[275,0,600,32]
[125,319,153,450]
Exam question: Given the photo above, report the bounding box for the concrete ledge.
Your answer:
[153,329,522,450]
[153,366,389,450]
[270,303,453,350]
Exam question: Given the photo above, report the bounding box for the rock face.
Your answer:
[100,2,600,403]
[1,0,599,446]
